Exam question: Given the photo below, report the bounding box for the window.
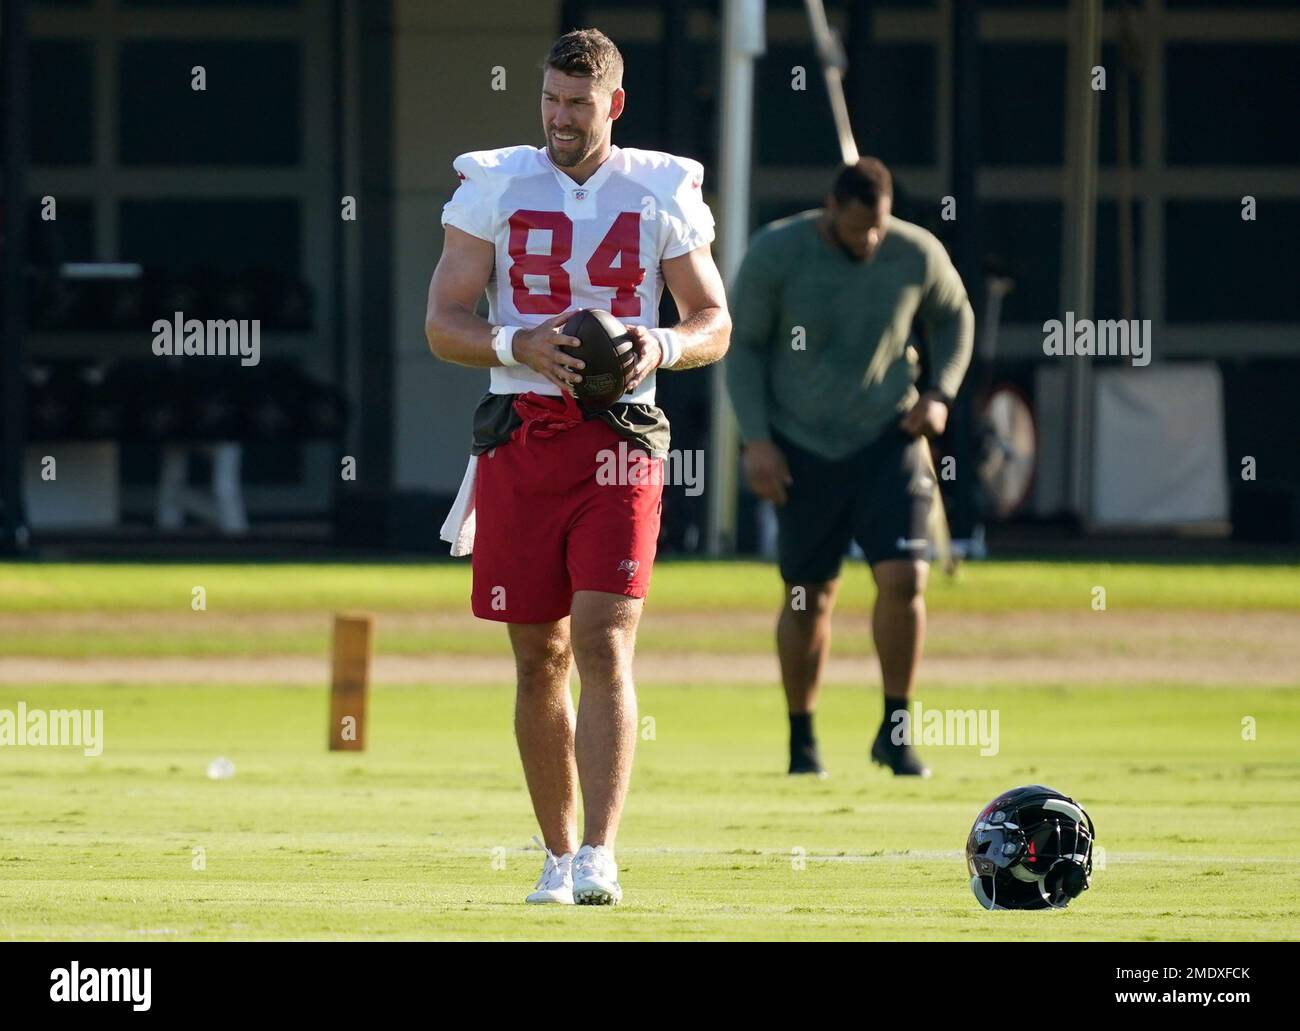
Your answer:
[1094,200,1143,318]
[757,45,844,167]
[119,40,301,166]
[979,43,1066,166]
[119,199,301,274]
[1166,44,1300,166]
[31,39,94,165]
[28,198,96,264]
[854,44,937,167]
[1098,41,1143,168]
[1165,201,1300,322]
[980,201,1063,324]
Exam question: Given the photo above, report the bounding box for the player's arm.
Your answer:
[624,243,731,390]
[723,237,781,443]
[424,225,584,391]
[901,240,976,438]
[725,238,791,505]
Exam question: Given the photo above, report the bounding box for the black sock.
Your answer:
[789,712,816,752]
[880,695,910,745]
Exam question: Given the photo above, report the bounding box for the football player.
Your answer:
[725,158,974,779]
[425,29,731,905]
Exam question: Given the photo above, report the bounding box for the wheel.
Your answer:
[978,383,1037,520]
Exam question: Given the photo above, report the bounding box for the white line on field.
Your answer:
[461,846,1300,865]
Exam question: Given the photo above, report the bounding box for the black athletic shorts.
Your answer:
[774,426,936,583]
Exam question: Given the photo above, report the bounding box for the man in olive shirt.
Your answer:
[725,158,974,777]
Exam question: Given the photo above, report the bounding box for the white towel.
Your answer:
[439,454,479,556]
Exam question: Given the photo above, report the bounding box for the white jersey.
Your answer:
[440,144,716,405]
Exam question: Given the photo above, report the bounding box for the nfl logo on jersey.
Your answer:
[573,188,588,201]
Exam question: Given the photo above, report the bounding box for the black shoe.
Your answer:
[870,725,932,778]
[788,744,828,778]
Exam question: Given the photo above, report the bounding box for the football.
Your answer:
[562,308,637,411]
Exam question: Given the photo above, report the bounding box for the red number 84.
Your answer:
[507,209,645,318]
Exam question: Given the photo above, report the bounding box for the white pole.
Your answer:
[803,0,857,164]
[707,0,765,555]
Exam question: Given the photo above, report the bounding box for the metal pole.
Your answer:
[706,0,764,555]
[1062,0,1101,525]
[1,0,32,555]
[803,0,856,164]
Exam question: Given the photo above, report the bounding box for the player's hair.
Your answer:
[831,157,893,208]
[543,28,624,94]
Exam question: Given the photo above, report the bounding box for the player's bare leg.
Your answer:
[872,558,928,697]
[778,579,839,712]
[869,558,932,776]
[508,618,580,857]
[569,590,641,846]
[778,579,838,774]
[567,590,640,903]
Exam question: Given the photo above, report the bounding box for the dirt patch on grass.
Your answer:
[1,608,1296,685]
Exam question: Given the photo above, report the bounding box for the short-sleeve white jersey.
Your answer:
[440,144,716,404]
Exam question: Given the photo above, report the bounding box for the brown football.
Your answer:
[561,309,637,411]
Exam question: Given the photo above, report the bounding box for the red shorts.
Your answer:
[471,392,663,623]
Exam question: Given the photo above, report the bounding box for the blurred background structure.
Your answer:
[3,0,1298,557]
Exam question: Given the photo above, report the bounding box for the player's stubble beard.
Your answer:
[820,210,885,264]
[547,129,593,168]
[821,213,865,264]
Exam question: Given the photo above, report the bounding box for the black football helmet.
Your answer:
[966,785,1095,910]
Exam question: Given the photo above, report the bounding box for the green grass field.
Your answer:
[1,560,1298,940]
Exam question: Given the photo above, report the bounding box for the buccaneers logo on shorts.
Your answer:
[618,559,640,580]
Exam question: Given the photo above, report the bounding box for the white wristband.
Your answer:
[492,325,522,367]
[651,327,684,369]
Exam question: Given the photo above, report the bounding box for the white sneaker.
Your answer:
[525,836,574,904]
[571,843,622,905]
